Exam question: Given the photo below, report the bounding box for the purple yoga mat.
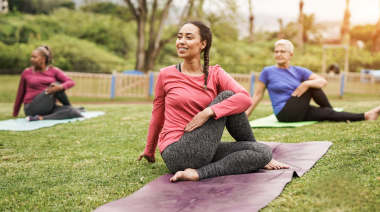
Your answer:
[94,141,332,212]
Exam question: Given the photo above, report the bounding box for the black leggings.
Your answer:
[276,88,365,122]
[161,91,273,180]
[24,82,81,120]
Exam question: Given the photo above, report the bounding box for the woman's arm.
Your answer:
[305,73,328,88]
[245,81,266,117]
[184,107,215,132]
[55,68,75,90]
[140,72,166,161]
[13,73,27,117]
[184,67,251,132]
[292,73,327,97]
[209,67,253,119]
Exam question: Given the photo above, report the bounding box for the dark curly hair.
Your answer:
[184,21,212,90]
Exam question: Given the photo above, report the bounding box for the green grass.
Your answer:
[1,99,380,211]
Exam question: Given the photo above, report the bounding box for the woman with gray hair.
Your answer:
[13,45,83,121]
[246,39,380,122]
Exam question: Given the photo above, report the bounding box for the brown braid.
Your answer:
[184,21,212,90]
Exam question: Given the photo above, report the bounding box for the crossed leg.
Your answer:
[162,91,288,182]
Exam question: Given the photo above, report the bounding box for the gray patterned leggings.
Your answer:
[161,91,273,180]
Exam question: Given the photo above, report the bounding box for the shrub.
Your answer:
[0,34,132,73]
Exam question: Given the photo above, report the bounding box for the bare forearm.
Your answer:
[304,78,327,89]
[203,107,215,117]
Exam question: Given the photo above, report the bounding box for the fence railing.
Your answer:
[64,71,380,99]
[344,73,380,94]
[65,72,112,98]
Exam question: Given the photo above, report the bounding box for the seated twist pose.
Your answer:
[138,21,289,182]
[246,39,380,122]
[13,45,83,121]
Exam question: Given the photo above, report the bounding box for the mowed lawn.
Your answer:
[1,99,380,211]
[1,73,380,211]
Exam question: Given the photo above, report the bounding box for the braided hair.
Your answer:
[184,21,212,90]
[35,45,53,66]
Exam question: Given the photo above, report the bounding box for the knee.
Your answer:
[48,81,61,88]
[209,90,236,107]
[218,90,235,99]
[69,107,81,117]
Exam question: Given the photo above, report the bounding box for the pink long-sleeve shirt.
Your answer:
[144,65,252,157]
[13,67,75,117]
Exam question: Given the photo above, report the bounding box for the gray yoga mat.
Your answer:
[94,141,332,212]
[0,111,105,131]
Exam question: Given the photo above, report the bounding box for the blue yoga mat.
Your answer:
[0,111,105,131]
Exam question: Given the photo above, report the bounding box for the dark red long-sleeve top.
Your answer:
[13,67,75,117]
[144,65,252,157]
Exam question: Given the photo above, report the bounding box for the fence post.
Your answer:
[149,71,154,96]
[110,70,117,99]
[250,73,255,96]
[339,73,345,98]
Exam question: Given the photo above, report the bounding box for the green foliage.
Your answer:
[0,34,129,72]
[80,2,133,22]
[51,9,137,57]
[302,13,325,44]
[58,1,76,10]
[9,0,75,14]
[281,13,324,44]
[351,24,375,43]
[2,6,380,74]
[0,9,139,72]
[0,9,137,58]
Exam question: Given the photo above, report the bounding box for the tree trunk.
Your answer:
[248,0,254,43]
[297,0,304,54]
[136,19,146,71]
[340,0,350,45]
[372,2,380,52]
[135,0,147,71]
[278,19,284,39]
[143,0,195,72]
[126,0,198,73]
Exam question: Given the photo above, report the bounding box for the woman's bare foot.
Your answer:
[263,159,290,170]
[170,168,200,182]
[364,105,380,121]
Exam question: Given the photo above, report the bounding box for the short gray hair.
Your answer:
[274,39,294,53]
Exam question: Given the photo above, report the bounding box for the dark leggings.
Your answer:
[161,91,273,180]
[276,88,365,122]
[24,82,81,120]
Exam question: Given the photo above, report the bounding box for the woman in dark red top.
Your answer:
[13,45,83,121]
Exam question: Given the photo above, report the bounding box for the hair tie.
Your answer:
[36,46,49,56]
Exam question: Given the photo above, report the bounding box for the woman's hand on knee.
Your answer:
[185,107,215,132]
[45,83,64,95]
[292,82,309,97]
[138,152,156,163]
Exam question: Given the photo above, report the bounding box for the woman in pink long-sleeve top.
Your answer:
[13,45,83,121]
[137,21,289,182]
